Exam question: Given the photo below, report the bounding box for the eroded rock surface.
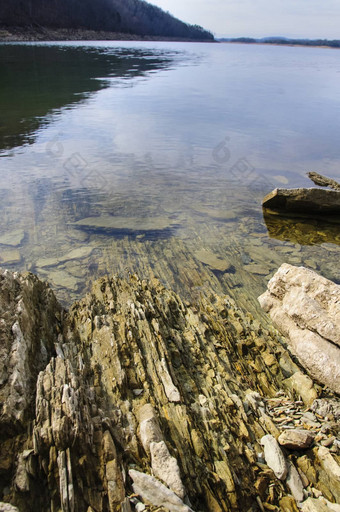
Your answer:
[259,263,340,394]
[0,269,339,511]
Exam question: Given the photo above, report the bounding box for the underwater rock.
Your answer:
[0,230,25,247]
[73,215,177,233]
[259,264,340,394]
[194,248,233,272]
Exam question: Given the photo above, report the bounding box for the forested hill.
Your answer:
[0,0,214,40]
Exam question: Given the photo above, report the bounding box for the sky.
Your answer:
[149,0,340,39]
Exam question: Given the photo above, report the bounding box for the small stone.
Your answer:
[260,434,288,480]
[286,461,305,503]
[279,496,299,512]
[0,504,20,512]
[278,430,314,450]
[129,470,193,512]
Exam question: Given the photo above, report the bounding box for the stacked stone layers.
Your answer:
[0,269,339,511]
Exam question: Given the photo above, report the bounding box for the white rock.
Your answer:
[150,441,185,499]
[0,504,20,512]
[286,461,305,503]
[129,470,194,512]
[260,434,287,480]
[159,358,181,402]
[138,404,163,455]
[317,446,340,482]
[301,497,340,512]
[258,264,340,394]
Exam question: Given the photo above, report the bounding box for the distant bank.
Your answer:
[219,37,340,49]
[0,0,213,43]
[0,26,214,43]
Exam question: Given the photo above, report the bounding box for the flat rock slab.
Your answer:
[0,230,25,247]
[262,188,340,215]
[73,216,177,233]
[194,249,232,272]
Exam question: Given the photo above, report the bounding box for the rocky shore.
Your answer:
[0,26,213,42]
[0,266,339,511]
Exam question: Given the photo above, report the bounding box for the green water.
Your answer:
[0,41,339,309]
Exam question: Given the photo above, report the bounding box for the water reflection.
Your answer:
[0,43,177,153]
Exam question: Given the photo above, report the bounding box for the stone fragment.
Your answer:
[258,264,340,394]
[278,430,314,450]
[279,496,299,512]
[0,504,20,512]
[260,434,287,480]
[286,461,305,503]
[138,404,163,455]
[311,399,340,421]
[158,358,181,402]
[129,470,193,512]
[317,446,340,482]
[106,460,125,508]
[150,441,185,499]
[283,372,318,406]
[301,497,340,512]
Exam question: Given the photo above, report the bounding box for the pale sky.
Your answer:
[150,0,340,39]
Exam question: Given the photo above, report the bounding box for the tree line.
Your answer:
[0,0,214,40]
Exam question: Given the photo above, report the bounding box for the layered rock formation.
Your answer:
[258,263,340,394]
[0,268,339,511]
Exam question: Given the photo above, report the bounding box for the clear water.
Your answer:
[0,41,339,308]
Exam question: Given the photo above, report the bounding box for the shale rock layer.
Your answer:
[0,269,339,512]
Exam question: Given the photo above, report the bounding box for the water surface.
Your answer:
[0,41,339,308]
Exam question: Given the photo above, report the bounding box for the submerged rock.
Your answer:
[0,268,339,511]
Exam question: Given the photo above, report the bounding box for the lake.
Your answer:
[0,41,339,309]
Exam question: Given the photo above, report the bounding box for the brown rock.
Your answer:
[278,430,314,450]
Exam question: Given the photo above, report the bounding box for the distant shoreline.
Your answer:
[0,26,215,43]
[219,39,340,50]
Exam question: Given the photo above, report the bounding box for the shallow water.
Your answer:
[0,41,339,308]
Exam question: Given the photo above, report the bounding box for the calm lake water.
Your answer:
[0,41,339,308]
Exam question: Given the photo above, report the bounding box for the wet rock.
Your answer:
[0,230,25,247]
[262,188,340,215]
[259,264,340,394]
[278,430,314,450]
[194,249,232,272]
[129,470,193,512]
[260,435,287,480]
[0,250,22,265]
[73,215,177,233]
